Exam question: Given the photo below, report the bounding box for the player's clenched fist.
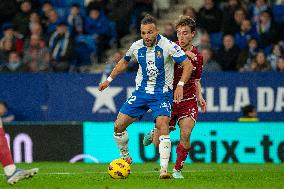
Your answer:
[98,80,110,91]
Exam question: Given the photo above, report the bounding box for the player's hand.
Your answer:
[185,50,196,60]
[174,86,183,104]
[198,97,206,112]
[98,80,110,91]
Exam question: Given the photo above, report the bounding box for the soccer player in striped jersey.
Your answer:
[99,14,193,179]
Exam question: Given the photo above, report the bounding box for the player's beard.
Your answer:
[145,37,157,47]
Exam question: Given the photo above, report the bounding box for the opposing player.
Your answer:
[98,14,193,179]
[143,16,206,179]
[0,118,38,185]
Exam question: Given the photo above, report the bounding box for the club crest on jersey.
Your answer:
[156,50,162,58]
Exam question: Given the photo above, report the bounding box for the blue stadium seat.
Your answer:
[272,5,284,24]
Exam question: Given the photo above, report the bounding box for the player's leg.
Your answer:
[0,123,38,184]
[113,112,136,164]
[155,116,171,179]
[114,91,146,164]
[143,116,177,147]
[172,117,195,179]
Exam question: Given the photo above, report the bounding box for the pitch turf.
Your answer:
[0,163,283,189]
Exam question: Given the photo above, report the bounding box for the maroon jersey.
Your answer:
[173,45,203,100]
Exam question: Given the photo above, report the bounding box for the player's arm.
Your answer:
[174,58,193,103]
[98,58,129,91]
[99,43,135,91]
[195,79,206,112]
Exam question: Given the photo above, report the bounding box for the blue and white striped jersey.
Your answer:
[124,34,187,94]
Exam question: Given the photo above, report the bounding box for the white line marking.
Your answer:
[0,169,270,176]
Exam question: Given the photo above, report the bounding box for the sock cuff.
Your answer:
[178,143,190,152]
[114,131,127,137]
[159,135,170,142]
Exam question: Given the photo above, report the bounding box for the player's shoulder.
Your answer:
[130,39,144,49]
[158,35,179,49]
[192,46,203,65]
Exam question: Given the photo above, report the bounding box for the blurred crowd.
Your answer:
[0,0,283,73]
[162,0,284,72]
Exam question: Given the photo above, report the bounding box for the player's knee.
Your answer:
[156,117,169,135]
[114,120,125,133]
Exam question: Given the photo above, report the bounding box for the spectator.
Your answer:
[29,22,43,38]
[85,7,112,63]
[183,6,197,20]
[23,34,50,72]
[250,0,269,23]
[48,22,73,72]
[248,51,271,71]
[183,6,201,46]
[67,3,84,35]
[234,19,259,49]
[0,23,24,55]
[237,38,259,71]
[197,0,223,34]
[238,104,259,122]
[231,8,248,34]
[29,12,42,32]
[0,40,14,64]
[86,0,109,14]
[201,47,222,72]
[107,0,133,48]
[104,51,123,75]
[0,101,15,122]
[221,0,241,35]
[40,1,53,26]
[12,0,32,37]
[46,10,63,35]
[217,34,240,71]
[276,57,284,72]
[162,23,177,42]
[1,51,28,73]
[197,32,211,52]
[267,44,283,70]
[256,11,278,49]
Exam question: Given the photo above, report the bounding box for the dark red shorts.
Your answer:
[169,99,198,131]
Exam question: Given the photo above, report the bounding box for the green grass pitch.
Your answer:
[0,163,283,189]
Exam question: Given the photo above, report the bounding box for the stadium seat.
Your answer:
[272,5,284,24]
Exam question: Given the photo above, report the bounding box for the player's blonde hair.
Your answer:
[175,15,196,32]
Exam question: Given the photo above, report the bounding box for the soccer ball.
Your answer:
[108,159,131,179]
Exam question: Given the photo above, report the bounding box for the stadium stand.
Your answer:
[0,0,283,73]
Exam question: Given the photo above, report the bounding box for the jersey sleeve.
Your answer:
[167,41,187,64]
[195,53,204,80]
[124,43,135,62]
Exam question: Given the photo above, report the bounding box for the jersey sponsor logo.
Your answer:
[173,45,180,53]
[146,61,159,77]
[139,52,144,58]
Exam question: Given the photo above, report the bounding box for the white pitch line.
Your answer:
[0,169,269,176]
